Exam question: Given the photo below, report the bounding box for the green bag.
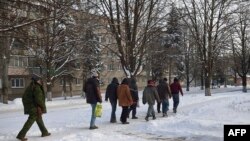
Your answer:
[95,103,102,117]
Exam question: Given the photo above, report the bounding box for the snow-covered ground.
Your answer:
[0,86,249,141]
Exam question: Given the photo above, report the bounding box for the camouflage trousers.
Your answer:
[17,110,49,138]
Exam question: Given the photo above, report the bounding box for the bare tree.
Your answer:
[0,0,46,103]
[0,0,49,33]
[27,0,82,101]
[230,1,250,92]
[179,0,235,96]
[182,32,198,91]
[0,0,101,103]
[93,0,170,78]
[75,4,102,94]
[0,2,9,102]
[146,36,166,81]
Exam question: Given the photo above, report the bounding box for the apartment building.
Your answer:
[0,1,154,101]
[0,36,149,100]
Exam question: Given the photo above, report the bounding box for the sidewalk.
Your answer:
[0,95,87,114]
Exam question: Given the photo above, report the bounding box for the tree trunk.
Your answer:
[242,75,247,93]
[186,59,190,91]
[186,76,190,91]
[46,72,52,101]
[146,58,151,81]
[205,78,211,96]
[224,74,227,88]
[234,71,237,86]
[205,70,212,96]
[82,72,87,98]
[194,77,197,87]
[168,58,172,84]
[200,69,204,90]
[69,80,72,97]
[1,35,10,104]
[62,76,67,100]
[0,0,10,102]
[2,55,9,104]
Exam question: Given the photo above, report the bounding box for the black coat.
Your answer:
[129,78,139,102]
[84,77,101,104]
[157,80,171,100]
[105,79,119,102]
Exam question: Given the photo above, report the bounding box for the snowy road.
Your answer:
[0,86,249,141]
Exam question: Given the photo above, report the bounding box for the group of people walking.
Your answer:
[142,77,183,121]
[84,74,184,129]
[104,77,139,124]
[16,73,183,140]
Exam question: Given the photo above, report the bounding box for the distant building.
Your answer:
[0,1,167,101]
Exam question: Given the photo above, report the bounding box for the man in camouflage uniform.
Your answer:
[16,75,50,141]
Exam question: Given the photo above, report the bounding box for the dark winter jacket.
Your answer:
[105,78,119,102]
[129,78,139,102]
[157,79,171,100]
[170,81,183,95]
[142,85,160,105]
[84,77,102,104]
[22,82,47,115]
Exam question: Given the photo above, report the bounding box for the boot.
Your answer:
[122,122,129,124]
[152,115,156,120]
[173,108,177,113]
[110,118,117,123]
[145,116,149,121]
[132,116,138,119]
[163,112,168,117]
[110,119,117,123]
[16,137,28,141]
[89,126,98,130]
[41,132,51,137]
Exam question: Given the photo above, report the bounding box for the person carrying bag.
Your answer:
[95,103,102,117]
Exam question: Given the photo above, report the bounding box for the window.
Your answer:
[107,78,110,84]
[108,63,114,71]
[102,37,106,43]
[76,78,81,85]
[11,78,24,88]
[107,51,115,57]
[60,79,69,86]
[99,78,104,86]
[28,57,40,67]
[95,36,102,43]
[10,56,28,67]
[107,51,111,57]
[75,62,81,69]
[106,37,110,44]
[13,39,25,49]
[118,64,122,71]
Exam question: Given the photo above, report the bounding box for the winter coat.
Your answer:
[142,85,160,105]
[129,78,139,102]
[84,77,102,104]
[105,78,119,102]
[117,84,133,107]
[157,80,171,100]
[22,82,47,115]
[170,82,183,95]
